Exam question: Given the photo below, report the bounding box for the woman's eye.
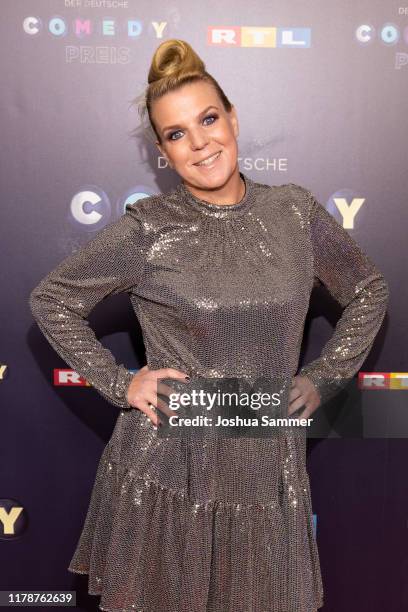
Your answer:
[168,114,219,141]
[169,130,183,141]
[203,114,218,125]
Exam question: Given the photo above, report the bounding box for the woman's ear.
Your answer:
[229,105,239,139]
[156,141,173,168]
[155,140,164,158]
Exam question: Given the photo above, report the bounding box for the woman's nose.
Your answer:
[189,128,209,150]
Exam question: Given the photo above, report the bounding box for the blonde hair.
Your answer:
[131,39,232,144]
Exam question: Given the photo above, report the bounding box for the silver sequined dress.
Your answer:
[29,172,389,612]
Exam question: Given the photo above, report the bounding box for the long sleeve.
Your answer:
[29,204,148,410]
[296,186,389,403]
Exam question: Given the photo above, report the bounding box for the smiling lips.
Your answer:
[194,151,222,167]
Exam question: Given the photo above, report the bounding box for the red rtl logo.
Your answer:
[53,369,91,386]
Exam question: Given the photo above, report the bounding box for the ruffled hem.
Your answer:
[68,441,324,612]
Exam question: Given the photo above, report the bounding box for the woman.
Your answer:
[29,39,389,612]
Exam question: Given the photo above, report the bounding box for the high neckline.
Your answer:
[176,171,256,218]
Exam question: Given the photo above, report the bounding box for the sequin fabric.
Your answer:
[29,172,389,612]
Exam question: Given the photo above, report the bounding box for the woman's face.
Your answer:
[152,80,240,196]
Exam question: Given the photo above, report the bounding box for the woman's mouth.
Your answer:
[194,151,222,168]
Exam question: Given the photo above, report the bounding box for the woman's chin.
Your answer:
[190,166,235,189]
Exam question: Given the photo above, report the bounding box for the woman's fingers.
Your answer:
[136,399,161,427]
[127,366,191,427]
[149,367,190,382]
[137,398,174,428]
[288,393,306,415]
[289,386,302,402]
[288,382,303,414]
[145,391,180,424]
[288,375,321,417]
[157,380,179,398]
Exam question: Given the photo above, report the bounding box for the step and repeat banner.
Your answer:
[1,1,406,611]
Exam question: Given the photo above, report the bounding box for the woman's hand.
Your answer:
[126,365,190,427]
[287,374,321,419]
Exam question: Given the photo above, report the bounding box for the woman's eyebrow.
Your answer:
[162,105,219,134]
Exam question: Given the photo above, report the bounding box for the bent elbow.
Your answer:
[377,274,390,311]
[368,273,390,327]
[29,283,46,321]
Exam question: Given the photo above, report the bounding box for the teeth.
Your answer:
[195,151,221,166]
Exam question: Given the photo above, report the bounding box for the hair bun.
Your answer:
[148,39,205,84]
